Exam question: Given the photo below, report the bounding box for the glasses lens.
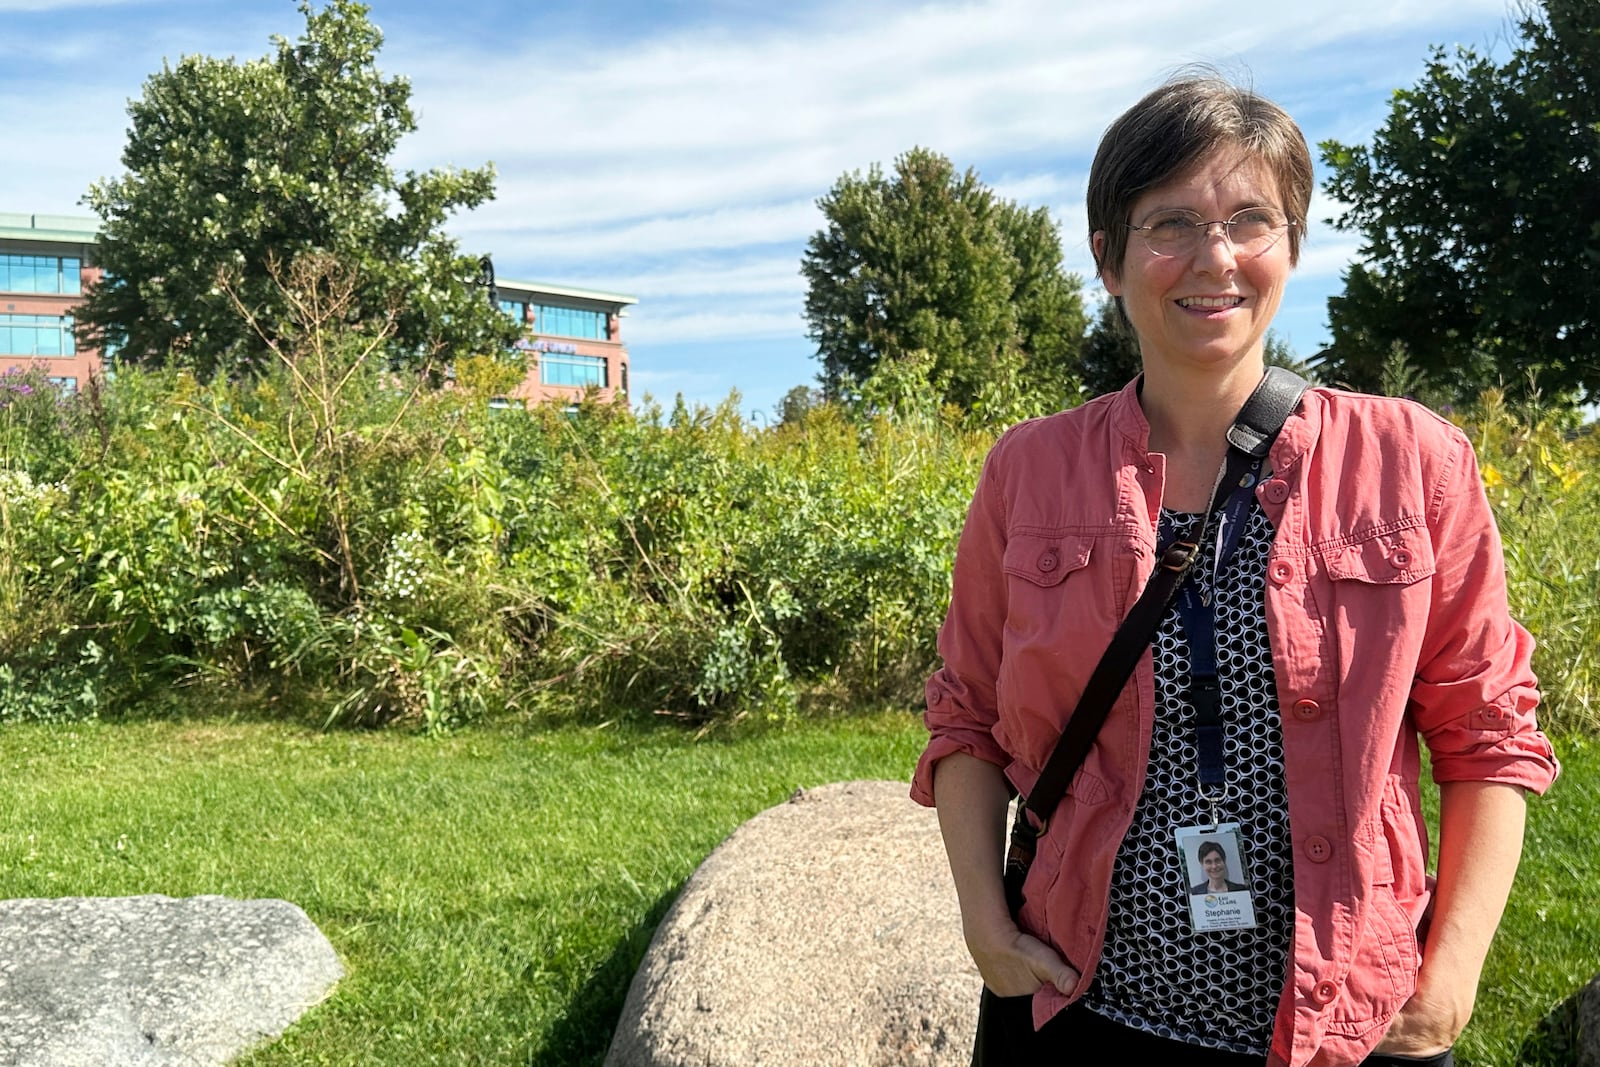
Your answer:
[1228,208,1287,252]
[1133,208,1289,256]
[1141,212,1202,254]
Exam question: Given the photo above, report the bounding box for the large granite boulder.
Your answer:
[0,895,342,1066]
[605,780,980,1067]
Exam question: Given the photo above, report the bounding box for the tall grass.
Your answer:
[2,362,1595,735]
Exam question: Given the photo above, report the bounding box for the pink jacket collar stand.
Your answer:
[912,378,1558,1067]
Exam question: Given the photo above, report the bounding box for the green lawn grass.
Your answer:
[0,715,1592,1066]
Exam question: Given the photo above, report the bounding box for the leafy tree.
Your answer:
[1080,299,1143,398]
[801,147,1087,413]
[1319,0,1599,404]
[79,0,519,379]
[775,384,824,425]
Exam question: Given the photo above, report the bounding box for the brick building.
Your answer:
[0,213,103,392]
[0,212,636,406]
[496,277,636,408]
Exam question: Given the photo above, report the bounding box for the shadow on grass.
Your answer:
[532,880,687,1067]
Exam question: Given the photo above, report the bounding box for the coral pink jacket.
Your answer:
[911,381,1558,1067]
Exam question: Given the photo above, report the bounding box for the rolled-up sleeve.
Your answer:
[1411,435,1559,793]
[911,445,1013,807]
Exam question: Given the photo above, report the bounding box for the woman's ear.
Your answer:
[1092,231,1122,296]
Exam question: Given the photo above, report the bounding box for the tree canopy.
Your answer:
[801,147,1087,416]
[79,0,518,379]
[1318,0,1599,404]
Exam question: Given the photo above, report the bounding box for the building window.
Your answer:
[539,353,607,388]
[47,376,79,394]
[0,314,76,356]
[534,304,606,340]
[0,254,81,295]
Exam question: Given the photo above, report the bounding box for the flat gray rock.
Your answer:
[605,780,979,1067]
[0,895,342,1067]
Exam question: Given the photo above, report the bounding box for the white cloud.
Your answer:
[458,199,822,263]
[626,306,804,345]
[0,0,1522,413]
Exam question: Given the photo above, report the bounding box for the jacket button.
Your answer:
[1306,835,1332,862]
[1038,551,1058,572]
[1312,979,1339,1005]
[1263,479,1290,504]
[1292,698,1321,722]
[1269,560,1294,585]
[1391,548,1413,569]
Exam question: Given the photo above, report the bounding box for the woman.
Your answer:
[1191,841,1248,897]
[910,74,1559,1067]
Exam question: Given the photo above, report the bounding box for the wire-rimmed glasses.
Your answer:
[1126,207,1295,258]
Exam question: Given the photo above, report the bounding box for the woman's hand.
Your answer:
[1370,980,1471,1058]
[965,917,1082,998]
[931,754,1081,998]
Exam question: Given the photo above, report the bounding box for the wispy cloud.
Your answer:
[0,0,1521,410]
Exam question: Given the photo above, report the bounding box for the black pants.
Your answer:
[972,988,1454,1067]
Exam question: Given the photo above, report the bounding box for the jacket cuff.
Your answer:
[909,728,1010,807]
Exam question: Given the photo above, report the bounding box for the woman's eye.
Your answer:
[1149,215,1197,233]
[1233,209,1279,227]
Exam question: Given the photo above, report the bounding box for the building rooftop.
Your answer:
[0,215,639,309]
[0,213,100,245]
[497,277,637,308]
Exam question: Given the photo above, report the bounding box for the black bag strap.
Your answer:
[1018,367,1307,833]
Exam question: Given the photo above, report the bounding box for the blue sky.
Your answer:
[1,0,1524,417]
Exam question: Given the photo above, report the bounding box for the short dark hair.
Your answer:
[1197,840,1226,863]
[1088,73,1313,287]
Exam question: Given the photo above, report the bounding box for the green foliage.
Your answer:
[0,350,990,727]
[1455,390,1599,735]
[1,328,1589,736]
[78,0,518,379]
[1080,298,1143,398]
[802,146,1087,421]
[1319,0,1599,404]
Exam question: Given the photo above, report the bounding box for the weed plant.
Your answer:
[1,358,1595,734]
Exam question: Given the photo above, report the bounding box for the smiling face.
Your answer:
[1095,147,1293,381]
[1202,850,1228,884]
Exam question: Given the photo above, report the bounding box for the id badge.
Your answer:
[1174,822,1257,933]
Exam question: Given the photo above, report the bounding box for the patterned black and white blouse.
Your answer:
[1081,500,1295,1056]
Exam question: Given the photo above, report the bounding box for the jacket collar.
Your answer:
[1106,373,1321,475]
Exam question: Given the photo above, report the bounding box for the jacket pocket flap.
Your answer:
[1316,521,1435,585]
[1002,533,1093,588]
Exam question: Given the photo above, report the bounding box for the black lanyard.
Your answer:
[1171,459,1263,804]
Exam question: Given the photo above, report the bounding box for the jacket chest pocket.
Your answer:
[1314,519,1435,586]
[1307,518,1437,728]
[1001,532,1097,643]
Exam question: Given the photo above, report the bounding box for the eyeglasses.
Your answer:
[1125,207,1294,258]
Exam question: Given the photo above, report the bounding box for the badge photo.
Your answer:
[1174,822,1258,933]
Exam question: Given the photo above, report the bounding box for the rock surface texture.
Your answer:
[1580,972,1600,1067]
[0,895,342,1067]
[605,779,980,1067]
